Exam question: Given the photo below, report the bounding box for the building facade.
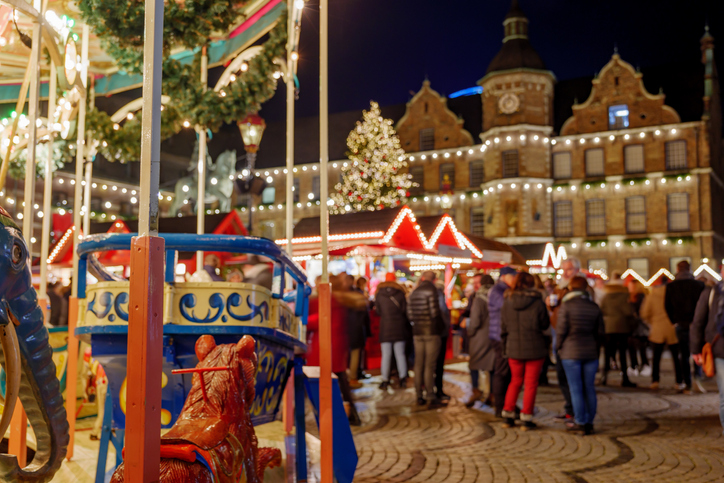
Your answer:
[251,1,723,279]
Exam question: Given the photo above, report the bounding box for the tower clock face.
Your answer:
[498,93,520,114]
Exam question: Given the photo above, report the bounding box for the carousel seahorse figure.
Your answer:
[0,205,69,482]
[111,335,281,482]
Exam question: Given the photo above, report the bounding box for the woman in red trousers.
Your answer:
[306,273,367,425]
[500,272,551,430]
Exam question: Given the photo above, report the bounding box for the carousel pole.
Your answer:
[10,0,43,464]
[319,0,333,480]
[283,0,295,437]
[38,60,58,320]
[195,47,208,273]
[124,0,165,476]
[83,83,95,239]
[67,22,90,462]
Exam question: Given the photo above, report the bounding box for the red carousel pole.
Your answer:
[124,0,165,478]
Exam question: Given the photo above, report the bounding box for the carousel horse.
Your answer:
[110,335,281,482]
[0,205,68,482]
[169,145,237,216]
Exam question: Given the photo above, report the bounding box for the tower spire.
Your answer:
[503,0,528,43]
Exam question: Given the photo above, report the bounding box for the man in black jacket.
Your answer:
[691,266,724,429]
[665,260,705,392]
[407,271,446,406]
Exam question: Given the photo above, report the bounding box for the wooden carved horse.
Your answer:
[111,335,281,482]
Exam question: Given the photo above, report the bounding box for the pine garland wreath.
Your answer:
[9,141,72,179]
[329,101,414,214]
[78,0,287,162]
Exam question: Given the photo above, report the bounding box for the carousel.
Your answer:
[0,0,350,480]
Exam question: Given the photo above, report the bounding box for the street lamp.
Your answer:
[238,113,266,233]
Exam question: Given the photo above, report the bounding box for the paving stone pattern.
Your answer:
[309,363,724,482]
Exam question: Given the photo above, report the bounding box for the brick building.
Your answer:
[249,1,723,278]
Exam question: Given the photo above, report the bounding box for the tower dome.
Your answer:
[485,0,546,75]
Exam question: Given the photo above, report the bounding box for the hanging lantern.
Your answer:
[237,113,266,154]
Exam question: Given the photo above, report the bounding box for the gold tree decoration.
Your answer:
[329,101,414,214]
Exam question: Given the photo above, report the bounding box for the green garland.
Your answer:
[78,0,287,162]
[9,141,72,179]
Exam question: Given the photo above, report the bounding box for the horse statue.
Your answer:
[0,204,69,482]
[110,335,281,482]
[169,144,237,216]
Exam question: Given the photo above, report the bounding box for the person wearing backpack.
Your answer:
[691,265,724,431]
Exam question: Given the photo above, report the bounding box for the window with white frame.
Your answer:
[419,128,435,151]
[588,259,608,277]
[470,160,484,187]
[627,258,650,279]
[624,144,645,173]
[261,186,275,205]
[554,201,573,237]
[440,163,455,188]
[409,166,425,194]
[665,140,687,170]
[585,148,605,176]
[586,199,606,235]
[552,152,572,179]
[625,196,646,233]
[667,193,689,231]
[471,207,485,237]
[502,150,519,178]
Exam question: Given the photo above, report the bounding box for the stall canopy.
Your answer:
[47,211,248,269]
[276,206,521,266]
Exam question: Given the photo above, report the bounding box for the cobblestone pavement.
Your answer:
[337,361,724,483]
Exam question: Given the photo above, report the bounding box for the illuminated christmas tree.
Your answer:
[329,101,414,214]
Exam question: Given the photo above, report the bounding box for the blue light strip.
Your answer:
[448,86,483,99]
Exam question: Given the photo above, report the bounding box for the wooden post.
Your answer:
[319,0,332,478]
[123,0,164,477]
[196,47,208,272]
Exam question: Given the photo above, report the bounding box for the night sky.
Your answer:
[260,0,724,122]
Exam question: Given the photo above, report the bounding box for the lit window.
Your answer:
[261,187,275,204]
[419,128,435,151]
[469,160,484,187]
[608,104,629,129]
[585,148,605,177]
[439,163,455,189]
[667,193,689,231]
[625,196,646,234]
[624,144,645,173]
[586,199,606,235]
[628,258,650,280]
[470,207,485,237]
[502,150,519,178]
[552,152,572,179]
[554,201,573,237]
[665,140,687,170]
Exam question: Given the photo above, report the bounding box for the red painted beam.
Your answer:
[318,282,333,481]
[124,236,165,482]
[65,296,79,460]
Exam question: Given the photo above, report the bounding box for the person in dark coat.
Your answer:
[665,260,705,393]
[600,273,637,387]
[374,273,411,389]
[691,267,724,429]
[407,271,446,406]
[488,266,518,418]
[556,276,605,436]
[434,280,452,401]
[344,275,371,389]
[465,275,495,407]
[500,272,550,430]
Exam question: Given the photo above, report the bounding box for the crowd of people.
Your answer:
[303,258,724,436]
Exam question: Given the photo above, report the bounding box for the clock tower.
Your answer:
[475,0,555,246]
